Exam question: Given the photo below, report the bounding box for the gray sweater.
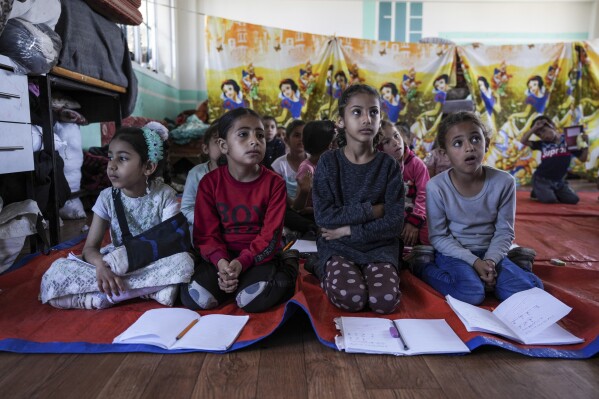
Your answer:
[312,149,405,277]
[426,166,516,266]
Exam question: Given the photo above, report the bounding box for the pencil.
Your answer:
[392,320,409,350]
[282,240,295,252]
[176,319,199,340]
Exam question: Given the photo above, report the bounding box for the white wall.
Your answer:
[422,1,594,44]
[198,0,364,38]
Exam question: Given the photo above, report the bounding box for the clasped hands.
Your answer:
[473,258,497,288]
[217,258,242,293]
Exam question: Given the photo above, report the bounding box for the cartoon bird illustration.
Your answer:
[379,48,387,56]
[274,43,281,51]
[216,44,223,52]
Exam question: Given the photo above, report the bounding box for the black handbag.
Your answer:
[112,189,192,273]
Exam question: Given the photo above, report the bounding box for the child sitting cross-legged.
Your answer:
[408,112,543,305]
[40,123,195,309]
[179,108,299,313]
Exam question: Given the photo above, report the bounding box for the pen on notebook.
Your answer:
[389,322,409,350]
[282,240,295,252]
[176,319,199,340]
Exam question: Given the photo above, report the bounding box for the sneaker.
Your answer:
[507,247,536,272]
[405,245,435,275]
[278,249,300,285]
[303,253,319,274]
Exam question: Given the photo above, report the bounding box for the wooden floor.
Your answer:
[3,182,599,399]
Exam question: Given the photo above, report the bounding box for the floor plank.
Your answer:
[256,313,309,399]
[191,350,261,398]
[140,353,207,398]
[34,354,124,399]
[357,355,441,390]
[303,324,369,399]
[96,353,163,399]
[366,388,448,399]
[0,354,76,398]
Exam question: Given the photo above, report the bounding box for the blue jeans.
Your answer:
[533,174,579,204]
[417,250,544,305]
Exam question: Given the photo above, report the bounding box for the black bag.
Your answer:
[112,189,192,273]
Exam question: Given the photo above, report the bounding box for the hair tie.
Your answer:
[141,122,168,163]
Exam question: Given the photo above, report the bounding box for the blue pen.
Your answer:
[389,322,409,350]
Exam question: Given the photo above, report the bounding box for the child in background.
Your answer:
[181,121,221,226]
[271,120,317,237]
[520,116,589,204]
[395,121,414,150]
[41,123,194,309]
[293,120,336,217]
[262,116,286,169]
[409,112,543,305]
[180,108,298,313]
[424,142,452,177]
[378,120,431,247]
[313,84,405,314]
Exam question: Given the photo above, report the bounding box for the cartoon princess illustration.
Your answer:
[221,79,245,111]
[380,82,407,123]
[509,75,548,127]
[333,71,348,99]
[559,67,582,111]
[477,76,501,134]
[544,63,559,89]
[276,78,306,124]
[417,74,449,125]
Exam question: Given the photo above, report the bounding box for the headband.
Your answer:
[141,122,169,163]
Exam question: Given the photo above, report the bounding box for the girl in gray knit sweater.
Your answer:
[312,85,405,314]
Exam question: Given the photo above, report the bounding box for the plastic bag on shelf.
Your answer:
[0,18,61,75]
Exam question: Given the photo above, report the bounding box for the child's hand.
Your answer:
[321,225,350,240]
[372,204,385,219]
[96,263,125,298]
[225,259,242,279]
[401,223,420,247]
[473,258,497,284]
[217,259,239,293]
[531,119,547,135]
[297,172,313,192]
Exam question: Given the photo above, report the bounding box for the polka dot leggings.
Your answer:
[322,255,401,314]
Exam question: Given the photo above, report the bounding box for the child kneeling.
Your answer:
[179,108,299,313]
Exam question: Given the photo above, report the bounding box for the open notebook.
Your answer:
[447,287,583,345]
[335,317,470,356]
[113,308,249,351]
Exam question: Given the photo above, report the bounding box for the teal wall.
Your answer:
[362,0,376,40]
[80,69,207,149]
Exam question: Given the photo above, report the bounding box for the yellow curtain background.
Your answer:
[205,16,597,183]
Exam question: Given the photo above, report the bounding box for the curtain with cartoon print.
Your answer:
[205,16,596,183]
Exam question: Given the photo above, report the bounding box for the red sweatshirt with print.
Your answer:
[194,165,286,271]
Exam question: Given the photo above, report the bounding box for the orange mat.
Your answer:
[0,192,597,357]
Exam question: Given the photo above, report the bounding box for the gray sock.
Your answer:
[188,281,218,309]
[236,281,268,308]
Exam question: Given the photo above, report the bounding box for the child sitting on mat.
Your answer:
[40,122,194,309]
[408,112,543,305]
[180,108,299,313]
[312,84,405,314]
[520,115,589,204]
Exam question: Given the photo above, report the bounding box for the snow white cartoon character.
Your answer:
[509,75,548,127]
[380,82,407,123]
[276,78,306,125]
[477,76,501,134]
[221,79,245,112]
